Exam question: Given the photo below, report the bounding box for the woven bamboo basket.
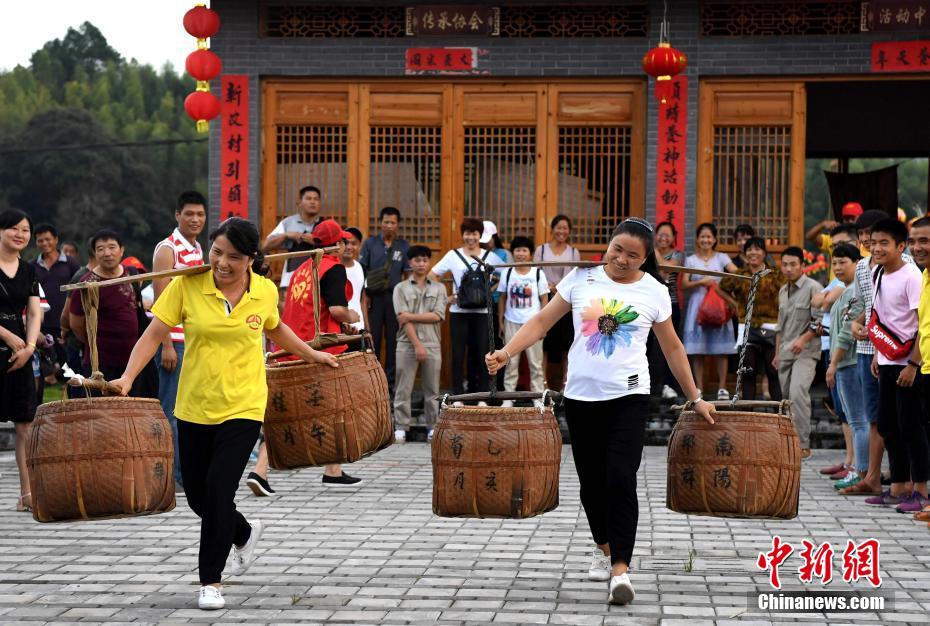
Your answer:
[28,396,176,522]
[264,349,393,468]
[432,393,562,519]
[666,400,801,520]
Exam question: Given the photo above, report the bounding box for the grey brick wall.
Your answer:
[208,0,907,246]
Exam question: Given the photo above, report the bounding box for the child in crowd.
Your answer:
[496,236,549,406]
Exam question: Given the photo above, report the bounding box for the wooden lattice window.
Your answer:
[712,126,792,247]
[369,127,442,245]
[499,4,649,37]
[557,127,632,246]
[262,5,406,37]
[275,125,349,225]
[463,127,537,240]
[700,1,861,36]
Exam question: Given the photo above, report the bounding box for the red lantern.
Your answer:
[185,90,221,134]
[183,4,221,41]
[642,42,687,105]
[186,49,222,82]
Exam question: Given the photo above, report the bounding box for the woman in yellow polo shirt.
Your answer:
[111,218,338,611]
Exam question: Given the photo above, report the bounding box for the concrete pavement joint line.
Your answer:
[0,445,919,624]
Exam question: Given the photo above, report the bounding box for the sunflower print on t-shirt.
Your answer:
[581,298,640,358]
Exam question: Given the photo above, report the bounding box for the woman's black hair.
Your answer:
[695,222,719,249]
[655,221,677,238]
[0,208,33,233]
[743,236,767,253]
[209,217,268,276]
[609,218,662,283]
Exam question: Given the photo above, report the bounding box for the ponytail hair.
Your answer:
[209,217,269,276]
[609,217,663,283]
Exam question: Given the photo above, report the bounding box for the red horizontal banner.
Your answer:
[871,39,930,72]
[406,47,476,73]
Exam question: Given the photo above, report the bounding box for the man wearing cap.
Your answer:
[806,201,864,251]
[359,207,410,394]
[276,219,363,487]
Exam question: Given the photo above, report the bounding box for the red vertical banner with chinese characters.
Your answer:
[220,75,249,219]
[655,75,687,250]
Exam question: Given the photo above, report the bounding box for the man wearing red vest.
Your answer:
[282,219,363,486]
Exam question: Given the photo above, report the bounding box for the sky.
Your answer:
[0,0,200,72]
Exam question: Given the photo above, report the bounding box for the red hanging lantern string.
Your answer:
[182,4,222,133]
[641,1,687,106]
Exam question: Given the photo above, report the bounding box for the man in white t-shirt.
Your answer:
[342,227,365,332]
[497,236,548,406]
[429,217,502,400]
[262,185,324,289]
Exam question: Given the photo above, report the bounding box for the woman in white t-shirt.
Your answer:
[486,218,715,606]
[430,217,502,401]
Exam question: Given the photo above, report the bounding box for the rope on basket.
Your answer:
[79,282,101,377]
[310,249,323,342]
[731,268,770,405]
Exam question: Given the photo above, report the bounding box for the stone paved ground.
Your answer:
[0,444,928,625]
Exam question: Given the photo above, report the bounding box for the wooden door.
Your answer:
[696,81,806,252]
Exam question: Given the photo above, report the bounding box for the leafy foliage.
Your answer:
[0,22,207,262]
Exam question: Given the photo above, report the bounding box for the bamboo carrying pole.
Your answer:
[60,246,343,293]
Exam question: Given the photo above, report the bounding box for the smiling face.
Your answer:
[655,225,676,250]
[342,235,360,262]
[512,246,532,263]
[177,203,206,239]
[35,230,58,256]
[696,227,717,252]
[745,244,765,268]
[1,218,31,253]
[870,229,904,267]
[603,233,647,281]
[209,234,252,287]
[551,219,570,244]
[908,225,930,267]
[462,229,481,248]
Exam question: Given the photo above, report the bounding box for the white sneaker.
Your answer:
[452,401,465,407]
[230,519,264,576]
[477,401,488,407]
[608,572,635,605]
[427,429,435,442]
[394,429,406,443]
[501,400,514,408]
[532,399,544,409]
[717,388,730,401]
[198,585,225,610]
[588,549,611,582]
[662,385,678,400]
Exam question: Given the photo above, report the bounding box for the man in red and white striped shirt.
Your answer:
[152,191,206,488]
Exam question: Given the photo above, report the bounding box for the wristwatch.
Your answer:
[907,359,921,369]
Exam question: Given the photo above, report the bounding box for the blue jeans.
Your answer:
[836,364,869,473]
[857,355,880,424]
[157,343,184,485]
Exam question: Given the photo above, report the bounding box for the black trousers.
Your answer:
[178,418,261,585]
[741,340,782,402]
[367,291,398,391]
[565,394,649,566]
[878,365,929,484]
[450,312,490,396]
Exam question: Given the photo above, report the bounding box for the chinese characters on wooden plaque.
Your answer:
[871,40,930,71]
[220,75,249,219]
[406,6,500,36]
[655,76,688,249]
[862,1,930,32]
